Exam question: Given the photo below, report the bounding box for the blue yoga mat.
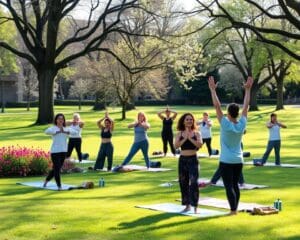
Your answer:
[17,181,76,191]
[136,203,227,218]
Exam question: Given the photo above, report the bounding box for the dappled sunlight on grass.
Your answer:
[0,105,300,239]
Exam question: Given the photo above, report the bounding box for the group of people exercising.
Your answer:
[43,76,286,215]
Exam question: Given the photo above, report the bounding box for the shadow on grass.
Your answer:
[0,123,36,131]
[115,211,226,232]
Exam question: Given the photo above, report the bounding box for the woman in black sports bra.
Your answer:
[157,106,177,156]
[94,112,114,171]
[175,113,202,213]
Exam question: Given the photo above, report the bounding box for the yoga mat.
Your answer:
[17,181,75,191]
[198,178,268,190]
[159,182,173,187]
[70,159,95,164]
[196,197,268,212]
[152,153,177,158]
[244,161,300,168]
[123,165,172,172]
[136,203,227,218]
[174,153,219,159]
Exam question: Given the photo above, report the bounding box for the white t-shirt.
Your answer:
[268,122,281,141]
[69,124,82,138]
[45,126,77,153]
[198,120,212,139]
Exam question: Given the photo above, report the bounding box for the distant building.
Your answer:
[0,73,23,104]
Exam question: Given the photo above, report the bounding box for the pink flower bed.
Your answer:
[0,146,51,177]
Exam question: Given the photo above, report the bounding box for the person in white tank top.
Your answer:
[260,113,287,165]
[66,113,84,162]
[197,112,213,156]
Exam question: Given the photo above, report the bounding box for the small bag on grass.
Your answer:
[252,207,278,215]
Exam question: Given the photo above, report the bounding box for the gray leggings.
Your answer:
[262,140,281,165]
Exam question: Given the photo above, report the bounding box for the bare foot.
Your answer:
[228,211,238,216]
[181,205,191,213]
[43,180,48,188]
[194,207,198,214]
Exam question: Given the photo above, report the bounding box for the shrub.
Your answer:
[0,146,51,177]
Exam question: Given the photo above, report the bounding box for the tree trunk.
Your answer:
[26,100,30,111]
[121,101,126,120]
[276,78,284,110]
[249,85,259,111]
[36,69,55,124]
[78,96,82,110]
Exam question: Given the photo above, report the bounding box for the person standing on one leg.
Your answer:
[175,113,203,214]
[197,112,213,156]
[158,106,177,156]
[44,113,76,190]
[121,112,151,168]
[94,112,114,171]
[260,113,287,165]
[66,113,84,162]
[208,75,253,215]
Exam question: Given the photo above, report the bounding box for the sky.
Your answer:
[72,0,199,20]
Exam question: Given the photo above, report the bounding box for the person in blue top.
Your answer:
[208,75,253,215]
[121,112,151,168]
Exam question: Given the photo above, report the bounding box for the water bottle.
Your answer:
[102,178,105,187]
[274,199,278,209]
[99,178,104,187]
[278,199,282,211]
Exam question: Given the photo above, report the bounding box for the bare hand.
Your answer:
[244,76,253,89]
[208,76,218,91]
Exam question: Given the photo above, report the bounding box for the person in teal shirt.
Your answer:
[208,75,253,215]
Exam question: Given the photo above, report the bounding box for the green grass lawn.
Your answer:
[0,105,300,240]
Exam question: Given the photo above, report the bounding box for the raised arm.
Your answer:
[208,76,223,123]
[105,112,114,131]
[157,110,165,120]
[97,117,105,129]
[171,110,178,120]
[241,76,254,117]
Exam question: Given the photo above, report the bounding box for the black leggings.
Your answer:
[219,162,243,211]
[211,166,244,184]
[67,138,82,161]
[46,152,66,187]
[202,138,212,156]
[162,132,175,155]
[178,155,199,207]
[94,142,114,171]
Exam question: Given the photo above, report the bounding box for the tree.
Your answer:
[21,60,38,111]
[0,0,151,124]
[0,7,18,112]
[195,0,300,61]
[68,78,90,110]
[98,37,168,119]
